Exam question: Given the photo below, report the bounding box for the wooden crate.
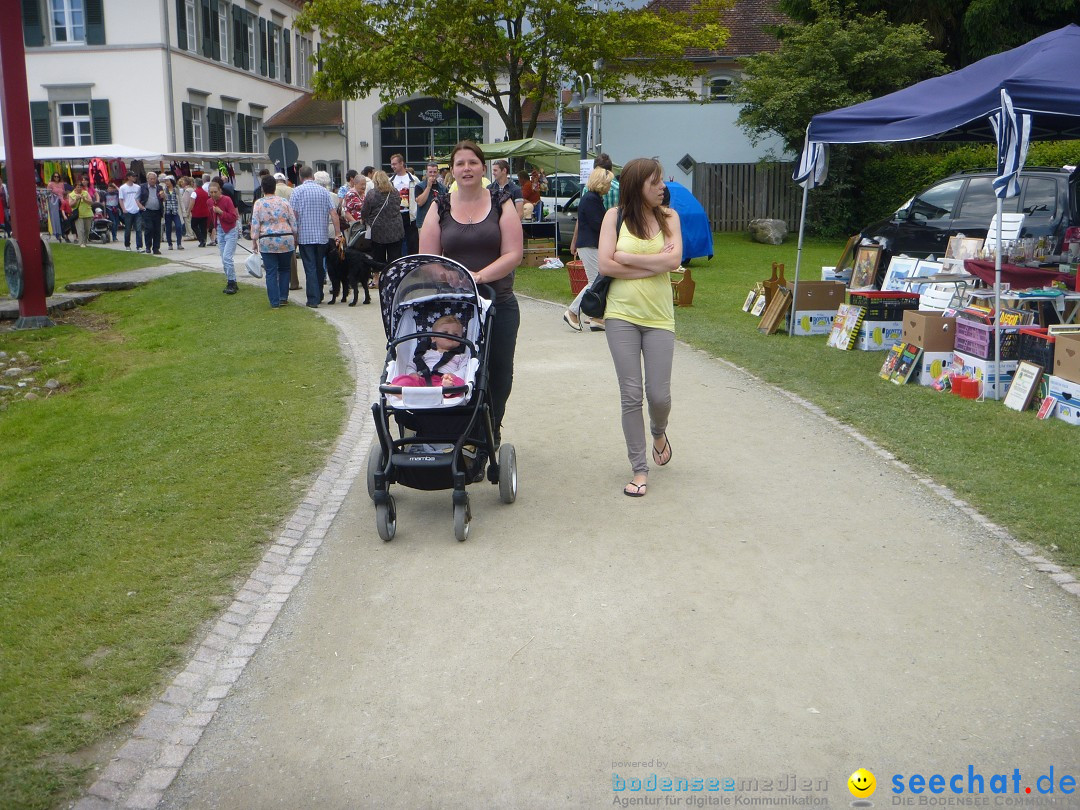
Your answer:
[525,237,556,251]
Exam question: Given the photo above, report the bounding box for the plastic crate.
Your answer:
[567,261,588,295]
[848,291,920,320]
[1017,327,1056,371]
[953,318,1020,360]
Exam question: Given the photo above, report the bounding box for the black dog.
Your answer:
[329,238,386,306]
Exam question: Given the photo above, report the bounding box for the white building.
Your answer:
[8,0,323,188]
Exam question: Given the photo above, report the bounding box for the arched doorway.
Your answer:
[378,99,484,169]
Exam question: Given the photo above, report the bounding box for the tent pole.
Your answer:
[789,178,810,335]
[992,196,1003,400]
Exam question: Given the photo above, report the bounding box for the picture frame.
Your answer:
[1004,361,1044,411]
[945,235,984,261]
[881,256,920,292]
[849,244,883,290]
[831,234,860,273]
[742,290,758,312]
[757,286,792,335]
[908,259,944,293]
[750,294,768,316]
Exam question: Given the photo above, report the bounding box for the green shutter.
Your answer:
[182,102,194,151]
[231,5,242,67]
[30,101,52,146]
[177,0,187,47]
[207,107,225,151]
[210,0,220,60]
[258,17,267,76]
[91,99,111,143]
[200,0,212,57]
[237,113,248,152]
[283,28,291,84]
[85,0,105,44]
[22,0,44,46]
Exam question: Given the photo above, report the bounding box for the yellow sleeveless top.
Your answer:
[605,229,674,331]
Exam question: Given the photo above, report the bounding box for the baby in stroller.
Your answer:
[391,315,468,390]
[88,203,112,243]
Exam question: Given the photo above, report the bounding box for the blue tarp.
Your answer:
[665,180,713,263]
[805,24,1080,150]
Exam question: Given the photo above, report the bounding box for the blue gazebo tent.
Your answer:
[664,180,714,263]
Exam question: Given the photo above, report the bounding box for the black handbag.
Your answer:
[346,221,371,251]
[579,207,623,319]
[580,275,612,318]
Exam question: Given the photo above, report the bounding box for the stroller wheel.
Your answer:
[498,444,518,504]
[376,495,396,542]
[366,441,385,501]
[453,497,471,542]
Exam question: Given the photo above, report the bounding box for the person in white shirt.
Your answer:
[389,153,420,255]
[117,173,143,251]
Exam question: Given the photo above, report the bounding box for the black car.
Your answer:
[860,166,1080,260]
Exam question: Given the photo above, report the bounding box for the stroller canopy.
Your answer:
[379,255,481,339]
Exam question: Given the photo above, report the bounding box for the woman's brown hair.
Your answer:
[617,157,670,241]
[449,140,486,167]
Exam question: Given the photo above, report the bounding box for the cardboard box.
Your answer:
[784,280,846,311]
[916,351,953,386]
[1047,375,1080,425]
[526,237,556,251]
[521,247,556,268]
[902,311,957,352]
[950,350,1018,398]
[791,310,837,336]
[855,320,903,351]
[1053,332,1080,383]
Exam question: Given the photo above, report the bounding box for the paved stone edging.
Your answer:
[74,311,378,810]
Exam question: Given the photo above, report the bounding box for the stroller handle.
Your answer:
[379,383,469,397]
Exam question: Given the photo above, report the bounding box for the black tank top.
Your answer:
[437,187,515,303]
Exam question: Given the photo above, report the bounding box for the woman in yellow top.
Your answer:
[597,158,682,497]
[68,178,96,247]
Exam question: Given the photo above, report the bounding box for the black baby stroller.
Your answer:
[88,203,112,243]
[366,254,518,542]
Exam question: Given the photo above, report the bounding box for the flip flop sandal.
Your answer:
[652,434,672,466]
[623,481,647,497]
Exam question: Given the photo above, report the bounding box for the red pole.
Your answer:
[0,1,53,328]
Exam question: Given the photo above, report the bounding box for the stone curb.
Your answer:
[74,304,378,810]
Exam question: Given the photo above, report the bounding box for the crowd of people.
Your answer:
[10,147,682,499]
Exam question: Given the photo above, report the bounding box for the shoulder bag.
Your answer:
[579,208,623,319]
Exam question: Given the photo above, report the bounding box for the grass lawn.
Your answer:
[0,239,170,296]
[0,268,348,808]
[515,232,1079,566]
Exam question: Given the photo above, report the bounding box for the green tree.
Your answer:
[734,2,948,235]
[735,4,947,154]
[296,0,731,140]
[778,0,1080,68]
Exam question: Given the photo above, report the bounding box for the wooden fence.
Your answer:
[692,162,801,232]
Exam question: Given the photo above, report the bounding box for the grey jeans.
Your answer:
[605,318,674,475]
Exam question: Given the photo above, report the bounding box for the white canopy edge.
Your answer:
[0,145,273,165]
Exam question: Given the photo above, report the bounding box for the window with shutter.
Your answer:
[30,101,52,146]
[209,0,220,60]
[258,17,267,76]
[91,99,111,143]
[237,113,249,152]
[23,0,45,46]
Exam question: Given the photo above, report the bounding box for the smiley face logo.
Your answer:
[848,768,876,798]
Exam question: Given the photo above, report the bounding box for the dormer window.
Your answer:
[708,74,734,102]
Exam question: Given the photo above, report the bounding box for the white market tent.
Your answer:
[791,24,1080,398]
[0,144,273,165]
